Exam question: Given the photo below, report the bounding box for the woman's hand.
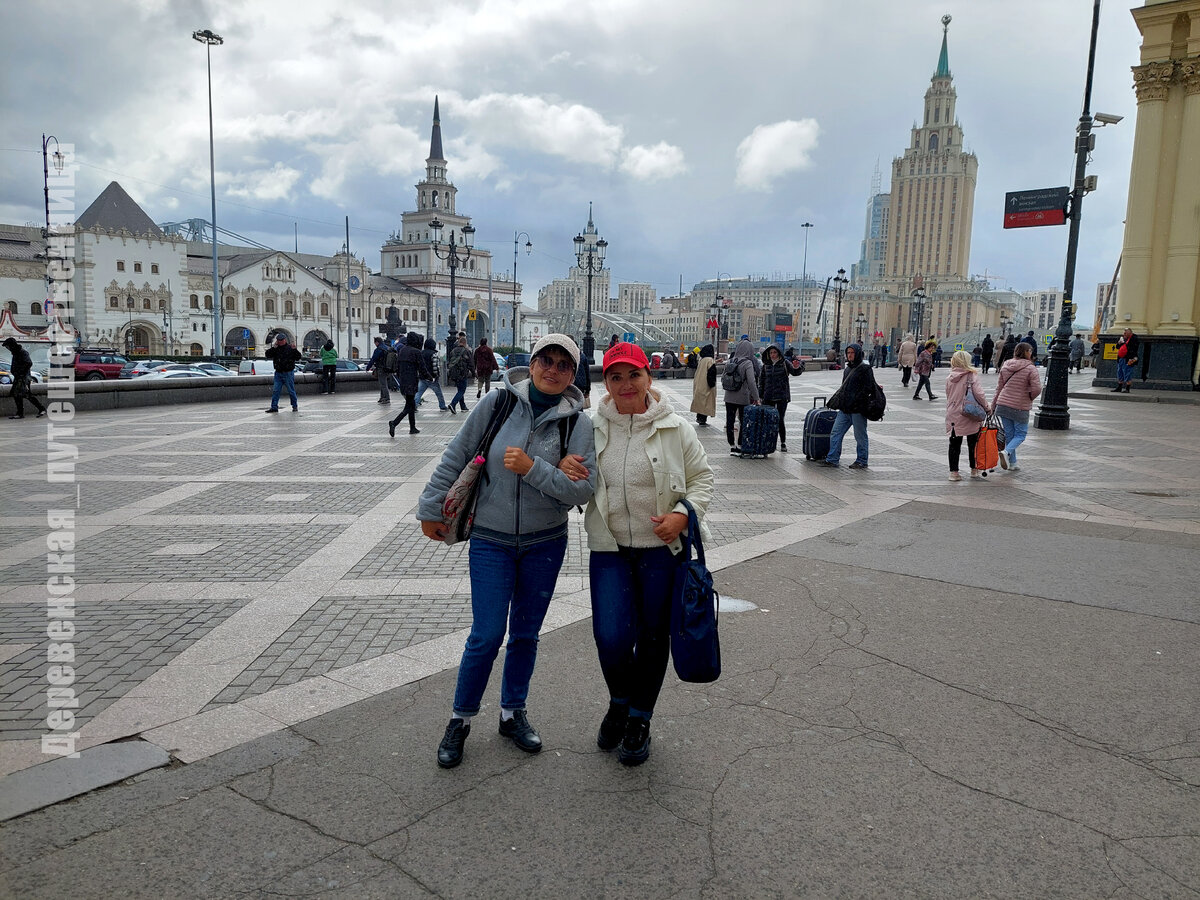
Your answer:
[651,511,689,544]
[558,453,590,482]
[504,446,535,476]
[421,520,448,542]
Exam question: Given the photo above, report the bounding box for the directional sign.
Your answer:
[1003,187,1069,228]
[955,343,964,352]
[623,332,636,342]
[467,309,477,321]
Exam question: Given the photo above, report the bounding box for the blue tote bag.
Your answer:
[670,500,721,683]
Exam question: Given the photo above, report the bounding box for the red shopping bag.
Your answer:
[976,415,1001,472]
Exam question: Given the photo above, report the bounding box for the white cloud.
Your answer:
[621,143,687,181]
[734,119,820,191]
[458,93,624,168]
[225,163,302,202]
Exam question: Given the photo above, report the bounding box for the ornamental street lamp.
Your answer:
[192,27,223,359]
[573,217,607,361]
[910,287,928,338]
[430,218,475,355]
[513,231,531,351]
[125,295,135,354]
[42,135,65,237]
[832,268,849,359]
[854,312,867,343]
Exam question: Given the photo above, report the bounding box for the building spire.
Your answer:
[935,15,952,78]
[429,95,444,161]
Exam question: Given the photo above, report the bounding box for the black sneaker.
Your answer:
[617,717,651,766]
[597,702,629,751]
[848,461,868,469]
[264,408,279,413]
[498,709,542,753]
[437,718,470,768]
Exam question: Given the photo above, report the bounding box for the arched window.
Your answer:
[29,302,41,314]
[110,296,120,308]
[142,298,151,310]
[287,268,293,279]
[395,256,399,268]
[204,295,213,310]
[190,294,199,309]
[929,133,939,152]
[245,298,256,312]
[375,306,382,319]
[320,302,329,316]
[302,301,312,316]
[285,300,294,315]
[263,265,270,278]
[265,298,275,313]
[224,297,235,311]
[158,299,166,310]
[420,310,426,322]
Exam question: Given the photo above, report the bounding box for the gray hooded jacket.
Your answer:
[722,339,761,405]
[417,367,596,544]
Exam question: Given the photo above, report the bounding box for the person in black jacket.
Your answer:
[996,334,1018,369]
[756,344,803,452]
[415,337,449,410]
[366,336,391,404]
[818,343,875,470]
[980,334,995,373]
[264,333,303,412]
[389,331,432,436]
[3,338,46,419]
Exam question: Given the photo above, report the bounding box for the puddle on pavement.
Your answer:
[719,596,758,613]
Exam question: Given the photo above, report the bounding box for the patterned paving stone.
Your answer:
[1,525,343,584]
[0,598,251,738]
[75,454,258,477]
[254,454,431,478]
[184,481,390,515]
[710,482,844,516]
[203,594,474,708]
[0,479,174,517]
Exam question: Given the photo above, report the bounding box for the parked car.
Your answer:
[238,359,274,375]
[150,364,215,376]
[491,351,506,381]
[0,367,43,385]
[193,362,235,376]
[119,360,169,379]
[74,350,128,380]
[299,358,361,374]
[505,352,531,369]
[138,369,213,380]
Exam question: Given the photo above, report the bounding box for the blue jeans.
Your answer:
[415,378,446,408]
[998,415,1028,467]
[270,371,297,409]
[826,411,867,465]
[453,535,568,716]
[590,545,678,718]
[449,378,468,410]
[1116,357,1134,385]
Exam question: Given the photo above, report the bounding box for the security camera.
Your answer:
[1094,112,1123,126]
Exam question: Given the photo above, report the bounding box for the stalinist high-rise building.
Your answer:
[880,15,979,297]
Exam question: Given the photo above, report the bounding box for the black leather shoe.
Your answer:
[388,421,396,438]
[499,709,542,753]
[597,702,628,751]
[437,718,470,768]
[617,717,651,766]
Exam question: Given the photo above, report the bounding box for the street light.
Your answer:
[573,213,607,361]
[192,27,223,359]
[42,135,65,237]
[430,218,475,355]
[125,295,135,355]
[854,312,867,343]
[1036,0,1105,431]
[513,230,531,351]
[832,268,849,359]
[640,306,653,344]
[910,287,928,338]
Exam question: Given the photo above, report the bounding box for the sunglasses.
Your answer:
[533,356,574,374]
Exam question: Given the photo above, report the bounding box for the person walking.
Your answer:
[1020,330,1039,365]
[418,334,595,769]
[573,348,593,409]
[912,340,938,400]
[996,333,1018,368]
[264,332,302,413]
[558,341,712,767]
[446,336,473,413]
[473,337,497,398]
[415,337,449,411]
[944,350,989,482]
[388,332,431,436]
[690,344,717,427]
[318,339,338,394]
[1069,334,1086,374]
[1114,328,1139,392]
[819,342,875,469]
[757,344,802,452]
[897,333,918,388]
[870,340,882,368]
[722,338,761,455]
[980,333,995,374]
[366,336,391,404]
[2,338,46,419]
[991,341,1042,473]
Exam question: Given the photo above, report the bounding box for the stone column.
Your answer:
[1117,61,1175,332]
[1159,59,1200,334]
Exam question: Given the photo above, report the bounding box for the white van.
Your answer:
[237,359,274,375]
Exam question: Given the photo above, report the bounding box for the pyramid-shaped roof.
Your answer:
[75,182,163,237]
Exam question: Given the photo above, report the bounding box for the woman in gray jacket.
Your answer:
[723,338,761,454]
[418,334,596,769]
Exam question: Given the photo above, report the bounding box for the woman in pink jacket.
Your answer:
[990,342,1042,472]
[944,350,989,481]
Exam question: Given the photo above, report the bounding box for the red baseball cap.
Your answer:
[602,342,649,372]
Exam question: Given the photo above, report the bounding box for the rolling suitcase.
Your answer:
[803,396,837,460]
[737,404,778,458]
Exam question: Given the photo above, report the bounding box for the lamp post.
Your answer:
[910,287,928,338]
[125,295,135,355]
[640,306,652,346]
[854,312,867,344]
[430,218,475,356]
[1036,0,1106,431]
[832,268,848,360]
[192,27,223,359]
[513,231,531,351]
[42,135,65,237]
[573,219,607,361]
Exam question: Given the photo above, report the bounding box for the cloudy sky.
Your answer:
[1,0,1143,322]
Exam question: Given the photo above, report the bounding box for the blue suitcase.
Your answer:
[738,404,778,458]
[803,397,837,460]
